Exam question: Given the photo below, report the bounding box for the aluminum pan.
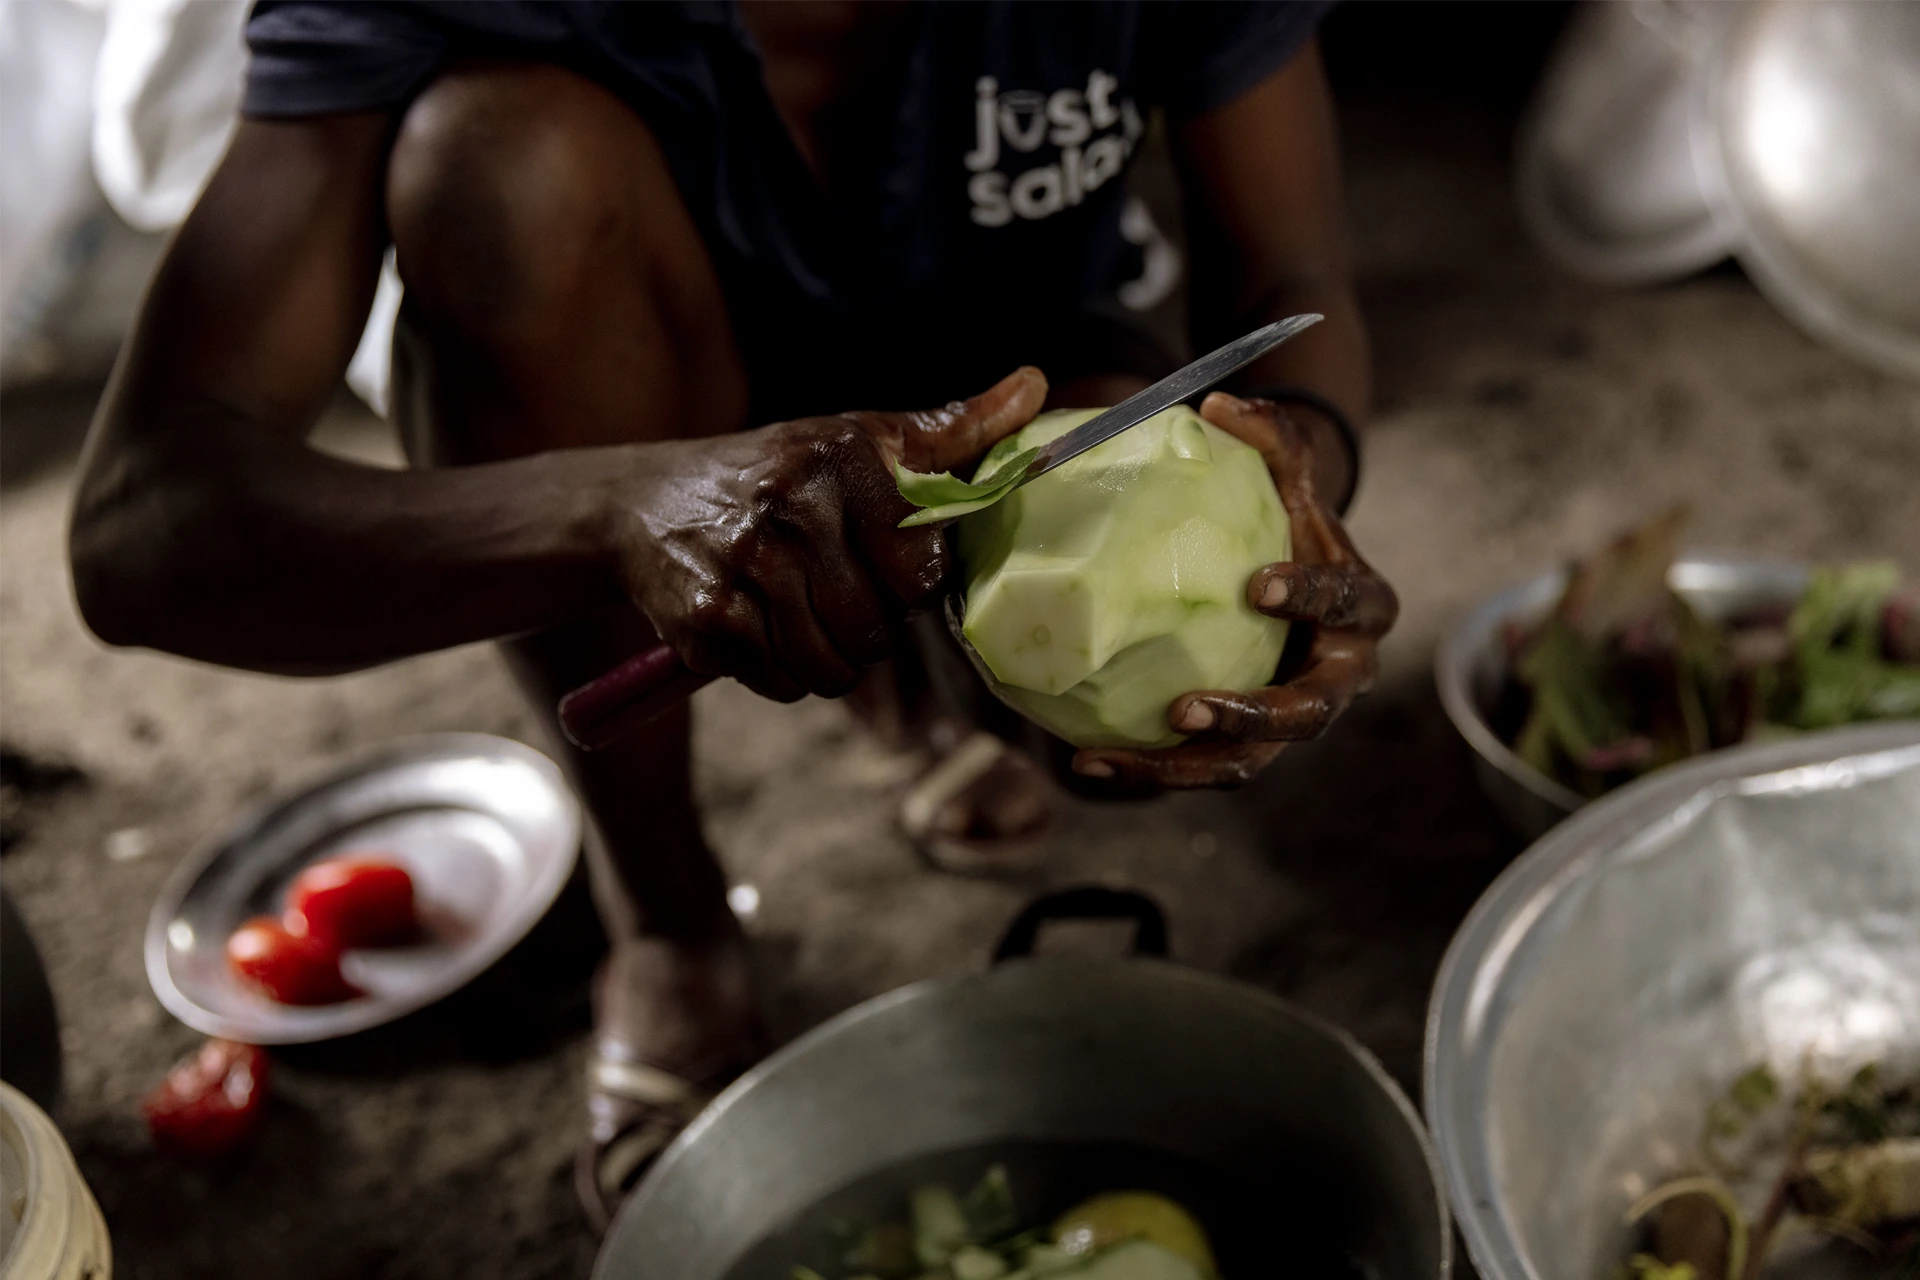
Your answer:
[1707,0,1920,380]
[145,733,580,1044]
[1516,0,1737,285]
[1425,721,1920,1280]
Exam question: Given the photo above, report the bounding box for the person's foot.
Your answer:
[897,726,1053,875]
[847,660,1054,873]
[575,929,765,1232]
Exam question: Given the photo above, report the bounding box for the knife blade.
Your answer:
[994,312,1321,492]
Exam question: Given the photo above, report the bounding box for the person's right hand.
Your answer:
[603,367,1047,702]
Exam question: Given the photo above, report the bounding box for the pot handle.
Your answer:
[993,887,1169,963]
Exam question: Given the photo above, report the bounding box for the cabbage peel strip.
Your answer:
[893,447,1040,528]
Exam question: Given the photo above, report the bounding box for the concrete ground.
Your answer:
[3,97,1916,1280]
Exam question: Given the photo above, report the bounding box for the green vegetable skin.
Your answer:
[897,406,1291,750]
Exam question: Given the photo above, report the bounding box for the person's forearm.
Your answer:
[70,405,628,675]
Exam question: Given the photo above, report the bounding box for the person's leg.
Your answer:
[384,61,757,1220]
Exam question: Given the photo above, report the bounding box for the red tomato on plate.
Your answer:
[142,1039,269,1160]
[284,857,418,949]
[226,916,362,1004]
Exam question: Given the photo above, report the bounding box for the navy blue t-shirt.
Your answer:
[244,0,1330,414]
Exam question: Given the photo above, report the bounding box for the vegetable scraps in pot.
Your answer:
[794,1164,1219,1280]
[1618,1063,1920,1280]
[1499,506,1920,798]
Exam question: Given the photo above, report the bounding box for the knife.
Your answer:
[556,314,1323,750]
[973,312,1322,497]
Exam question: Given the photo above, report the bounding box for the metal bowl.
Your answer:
[1434,555,1810,840]
[1517,0,1739,285]
[1424,721,1920,1280]
[1706,0,1920,381]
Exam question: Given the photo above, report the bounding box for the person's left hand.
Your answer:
[1070,390,1399,788]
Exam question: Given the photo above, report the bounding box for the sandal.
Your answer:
[575,1048,737,1233]
[898,731,1054,877]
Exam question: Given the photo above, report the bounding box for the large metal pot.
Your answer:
[596,889,1450,1280]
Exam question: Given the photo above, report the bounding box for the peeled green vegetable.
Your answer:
[909,406,1290,749]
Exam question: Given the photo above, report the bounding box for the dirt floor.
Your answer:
[3,96,1918,1280]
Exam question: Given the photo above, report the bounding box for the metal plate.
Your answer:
[1708,0,1920,379]
[1516,0,1738,285]
[1426,722,1920,1280]
[1434,555,1810,840]
[145,734,580,1044]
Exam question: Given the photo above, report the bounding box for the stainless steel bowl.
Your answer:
[596,891,1450,1280]
[1434,555,1810,840]
[1517,0,1739,285]
[1706,0,1920,381]
[1425,722,1920,1280]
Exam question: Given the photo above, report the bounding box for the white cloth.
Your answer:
[1,0,399,408]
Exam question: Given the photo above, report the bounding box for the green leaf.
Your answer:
[1790,563,1899,656]
[912,1185,970,1269]
[893,449,1040,528]
[845,1222,919,1279]
[961,1164,1019,1243]
[1728,1063,1779,1114]
[1617,1255,1697,1280]
[951,1245,1011,1280]
[1554,505,1689,643]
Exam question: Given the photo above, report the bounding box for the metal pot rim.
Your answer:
[608,954,1451,1278]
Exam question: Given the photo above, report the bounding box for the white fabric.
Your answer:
[0,0,108,376]
[0,0,398,409]
[91,0,248,232]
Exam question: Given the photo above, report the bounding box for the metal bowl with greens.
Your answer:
[1486,508,1920,802]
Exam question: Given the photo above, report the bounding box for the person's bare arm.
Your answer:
[70,114,1043,693]
[1173,34,1366,509]
[70,112,625,674]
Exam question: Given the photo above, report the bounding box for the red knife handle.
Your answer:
[557,644,714,751]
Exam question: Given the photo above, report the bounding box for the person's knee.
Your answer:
[386,63,745,440]
[388,64,646,343]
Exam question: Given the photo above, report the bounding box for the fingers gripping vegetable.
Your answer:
[894,390,1397,786]
[937,404,1293,749]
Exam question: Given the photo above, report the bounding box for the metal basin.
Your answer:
[595,891,1450,1280]
[1434,555,1809,840]
[1518,0,1738,285]
[1706,0,1920,380]
[1425,722,1920,1280]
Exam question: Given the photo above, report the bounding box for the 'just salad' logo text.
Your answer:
[965,71,1144,227]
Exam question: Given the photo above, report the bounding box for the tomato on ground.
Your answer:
[142,1039,270,1160]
